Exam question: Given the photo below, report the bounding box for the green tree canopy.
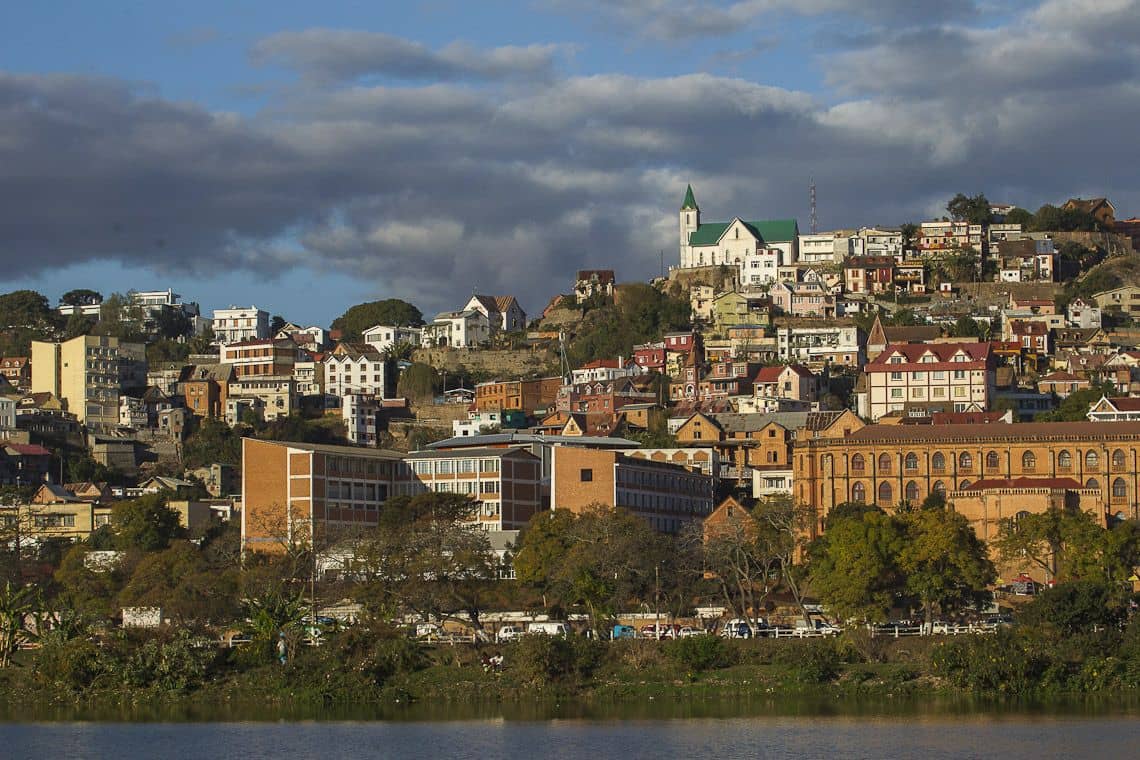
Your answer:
[1003,207,1033,227]
[111,493,184,551]
[807,509,906,623]
[949,316,985,339]
[332,299,424,340]
[897,507,995,627]
[0,290,56,329]
[567,284,690,366]
[947,193,992,225]
[396,362,439,402]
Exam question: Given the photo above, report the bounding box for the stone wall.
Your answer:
[412,346,556,380]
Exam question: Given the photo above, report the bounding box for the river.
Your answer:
[5,706,1140,759]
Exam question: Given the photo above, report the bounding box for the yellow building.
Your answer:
[31,335,145,431]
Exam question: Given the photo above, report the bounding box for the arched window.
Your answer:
[904,453,918,471]
[905,481,919,502]
[1022,451,1036,470]
[959,452,972,469]
[986,451,1000,469]
[851,454,865,472]
[1113,449,1126,469]
[933,480,946,493]
[1086,477,1100,490]
[1058,450,1072,468]
[960,480,970,489]
[878,453,892,473]
[852,482,866,503]
[1086,450,1100,469]
[1113,478,1128,498]
[932,452,946,471]
[877,482,892,505]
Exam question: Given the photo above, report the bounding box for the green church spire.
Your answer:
[681,184,698,210]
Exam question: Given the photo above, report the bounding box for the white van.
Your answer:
[526,621,570,636]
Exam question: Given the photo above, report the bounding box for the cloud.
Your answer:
[3,11,1140,318]
[252,29,569,83]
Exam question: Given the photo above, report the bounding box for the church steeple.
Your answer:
[681,184,698,211]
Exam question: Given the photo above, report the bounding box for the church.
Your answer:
[677,185,799,286]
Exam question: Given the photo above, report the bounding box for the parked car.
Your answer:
[526,621,570,636]
[639,623,682,639]
[720,619,753,639]
[610,624,637,640]
[794,619,841,636]
[496,625,525,643]
[677,626,706,638]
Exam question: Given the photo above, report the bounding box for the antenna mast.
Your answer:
[809,177,818,234]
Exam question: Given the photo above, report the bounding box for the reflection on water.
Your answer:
[5,711,1140,760]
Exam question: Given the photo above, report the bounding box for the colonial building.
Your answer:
[776,325,862,368]
[463,295,527,333]
[220,338,301,378]
[324,343,389,399]
[677,185,798,271]
[211,306,269,346]
[362,324,423,353]
[575,270,615,304]
[861,342,994,421]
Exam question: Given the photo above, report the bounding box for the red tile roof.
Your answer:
[866,341,991,371]
[962,477,1084,491]
[929,412,1010,425]
[1104,397,1140,412]
[1,442,51,456]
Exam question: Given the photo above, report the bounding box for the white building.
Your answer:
[422,310,491,348]
[212,306,269,346]
[292,360,325,398]
[861,342,995,421]
[324,344,389,399]
[776,325,862,367]
[858,227,904,258]
[225,376,296,425]
[797,232,862,264]
[453,409,503,437]
[362,324,423,353]
[463,295,527,333]
[677,185,798,270]
[342,393,381,446]
[1067,298,1102,329]
[0,395,16,431]
[569,358,640,385]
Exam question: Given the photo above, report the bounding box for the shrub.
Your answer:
[507,635,576,686]
[772,640,841,684]
[119,631,216,691]
[665,635,732,671]
[34,636,107,691]
[929,631,1048,693]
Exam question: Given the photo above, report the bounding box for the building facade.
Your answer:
[211,306,270,345]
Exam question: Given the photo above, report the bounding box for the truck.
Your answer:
[611,624,637,640]
[526,621,570,636]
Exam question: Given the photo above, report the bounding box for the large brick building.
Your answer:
[792,422,1140,574]
[474,376,562,414]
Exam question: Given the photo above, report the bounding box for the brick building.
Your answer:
[474,376,562,414]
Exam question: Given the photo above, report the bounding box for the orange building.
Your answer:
[551,446,714,533]
[475,376,562,414]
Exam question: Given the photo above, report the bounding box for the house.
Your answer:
[858,227,905,257]
[1092,285,1140,316]
[1066,298,1102,329]
[861,342,995,421]
[211,306,269,346]
[0,441,52,486]
[711,290,772,329]
[1087,396,1140,423]
[220,338,301,378]
[677,185,799,270]
[453,408,504,437]
[225,376,296,425]
[769,280,835,318]
[464,295,527,333]
[0,357,31,388]
[917,220,985,257]
[421,309,491,348]
[575,270,615,304]
[0,395,15,432]
[752,365,818,411]
[632,342,666,372]
[797,232,860,264]
[1037,371,1090,398]
[324,342,389,399]
[843,256,897,295]
[342,393,382,446]
[569,358,640,385]
[474,377,562,414]
[362,324,423,353]
[776,325,862,368]
[180,364,234,419]
[188,463,239,497]
[275,324,330,353]
[1006,320,1051,355]
[1063,197,1116,229]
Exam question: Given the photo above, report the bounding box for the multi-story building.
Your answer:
[0,441,52,486]
[362,324,423,354]
[180,364,234,419]
[292,359,326,398]
[632,341,666,372]
[569,358,640,385]
[677,185,798,269]
[30,335,145,431]
[342,393,381,446]
[843,256,898,295]
[0,396,16,431]
[1067,298,1102,329]
[463,295,527,333]
[397,447,543,531]
[241,438,403,553]
[1092,285,1140,318]
[858,227,904,258]
[220,338,301,378]
[211,306,269,346]
[918,221,985,257]
[776,325,862,368]
[751,364,818,412]
[474,376,562,414]
[422,309,490,348]
[550,446,715,534]
[324,343,389,399]
[575,270,615,304]
[861,342,994,421]
[792,421,1140,578]
[225,376,296,425]
[769,280,836,318]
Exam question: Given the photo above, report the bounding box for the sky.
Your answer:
[1,0,1138,326]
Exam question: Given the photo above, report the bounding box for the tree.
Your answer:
[62,312,95,340]
[182,417,243,468]
[807,508,906,623]
[1019,579,1127,633]
[897,507,995,628]
[947,193,992,226]
[154,307,192,340]
[1003,207,1033,228]
[396,362,439,402]
[117,540,240,625]
[692,506,779,629]
[949,316,984,339]
[991,507,1136,583]
[94,293,145,341]
[0,581,40,667]
[332,299,424,340]
[0,290,56,329]
[111,494,183,551]
[59,289,103,307]
[270,315,288,335]
[1037,382,1114,422]
[899,223,919,253]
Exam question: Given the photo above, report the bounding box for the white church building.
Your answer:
[677,185,799,286]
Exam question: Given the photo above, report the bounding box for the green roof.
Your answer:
[688,218,799,247]
[681,184,698,210]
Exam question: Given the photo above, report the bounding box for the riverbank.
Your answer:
[5,621,1140,721]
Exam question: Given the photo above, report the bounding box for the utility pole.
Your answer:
[810,177,818,235]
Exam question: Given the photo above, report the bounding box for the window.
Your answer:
[1113,449,1127,468]
[1113,478,1128,498]
[851,454,865,472]
[1086,450,1100,469]
[580,468,593,482]
[986,451,999,469]
[851,482,866,503]
[1058,450,1072,468]
[905,481,919,502]
[891,389,903,399]
[932,452,945,471]
[877,482,892,505]
[933,480,945,493]
[959,452,972,469]
[1087,478,1100,490]
[878,453,891,473]
[1022,451,1036,470]
[904,453,918,471]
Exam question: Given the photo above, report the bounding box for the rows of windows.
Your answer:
[848,448,1133,474]
[616,488,710,514]
[847,477,1130,505]
[408,458,501,476]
